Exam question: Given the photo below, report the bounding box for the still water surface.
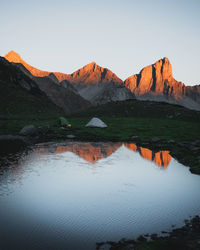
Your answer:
[0,142,200,250]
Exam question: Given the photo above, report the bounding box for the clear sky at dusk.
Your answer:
[0,0,199,85]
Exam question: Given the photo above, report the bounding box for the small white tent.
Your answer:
[85,117,107,128]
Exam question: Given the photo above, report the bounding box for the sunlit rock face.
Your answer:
[5,51,51,77]
[124,57,200,110]
[65,62,123,85]
[5,51,123,85]
[124,57,183,97]
[5,51,199,109]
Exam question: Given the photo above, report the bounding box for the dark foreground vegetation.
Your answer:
[97,216,200,250]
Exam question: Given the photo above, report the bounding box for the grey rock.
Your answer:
[67,134,76,139]
[131,135,139,140]
[37,125,50,135]
[0,135,27,142]
[167,139,175,144]
[19,125,36,136]
[0,135,28,154]
[151,137,160,143]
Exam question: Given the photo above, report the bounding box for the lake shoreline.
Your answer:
[96,215,200,250]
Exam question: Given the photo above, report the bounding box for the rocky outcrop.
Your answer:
[124,57,200,110]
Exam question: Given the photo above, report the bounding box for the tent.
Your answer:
[58,117,71,127]
[85,117,107,128]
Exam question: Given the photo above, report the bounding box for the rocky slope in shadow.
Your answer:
[0,57,90,116]
[0,57,63,118]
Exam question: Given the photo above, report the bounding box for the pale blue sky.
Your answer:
[0,0,199,85]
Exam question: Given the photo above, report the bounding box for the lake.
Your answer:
[0,141,200,250]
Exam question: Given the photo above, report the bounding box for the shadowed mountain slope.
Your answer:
[0,57,63,118]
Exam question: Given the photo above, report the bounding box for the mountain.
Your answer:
[0,56,63,118]
[61,62,134,104]
[4,51,69,81]
[0,56,90,116]
[65,61,123,85]
[124,57,200,110]
[4,51,200,109]
[5,51,134,105]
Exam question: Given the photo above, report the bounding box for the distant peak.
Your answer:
[5,50,22,63]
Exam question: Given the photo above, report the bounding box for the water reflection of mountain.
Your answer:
[54,142,122,163]
[125,143,171,168]
[45,142,171,168]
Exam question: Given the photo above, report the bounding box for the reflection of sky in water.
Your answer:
[0,142,200,250]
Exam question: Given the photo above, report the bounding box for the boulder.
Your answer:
[0,135,28,154]
[19,125,36,136]
[85,117,107,128]
[67,134,76,139]
[151,137,160,143]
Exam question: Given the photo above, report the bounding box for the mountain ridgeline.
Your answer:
[3,51,200,111]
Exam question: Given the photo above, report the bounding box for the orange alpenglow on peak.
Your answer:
[124,56,186,99]
[5,50,22,63]
[5,50,51,78]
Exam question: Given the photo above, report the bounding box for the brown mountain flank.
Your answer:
[4,51,200,110]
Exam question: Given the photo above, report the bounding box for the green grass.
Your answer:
[67,117,200,142]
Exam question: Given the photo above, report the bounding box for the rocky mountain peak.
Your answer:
[125,57,175,95]
[5,50,23,63]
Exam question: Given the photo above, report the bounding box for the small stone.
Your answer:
[19,125,36,136]
[67,134,76,139]
[168,139,175,144]
[131,136,139,140]
[151,137,160,143]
